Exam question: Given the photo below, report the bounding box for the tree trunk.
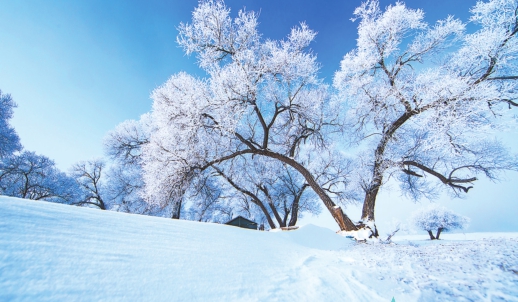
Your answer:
[360,181,381,238]
[255,150,358,231]
[263,196,286,227]
[203,149,358,232]
[359,112,414,237]
[259,185,286,228]
[267,200,285,228]
[257,200,277,229]
[282,209,289,228]
[288,186,306,227]
[427,230,436,240]
[436,228,443,240]
[288,200,299,227]
[171,199,182,219]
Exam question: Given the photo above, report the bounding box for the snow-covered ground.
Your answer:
[1,196,517,301]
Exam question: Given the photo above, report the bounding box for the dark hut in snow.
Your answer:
[225,216,258,230]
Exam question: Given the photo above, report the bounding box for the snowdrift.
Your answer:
[1,196,517,301]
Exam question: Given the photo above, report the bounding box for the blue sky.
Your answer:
[1,0,516,232]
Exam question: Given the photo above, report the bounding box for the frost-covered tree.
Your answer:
[104,115,151,167]
[71,157,149,214]
[0,151,80,203]
[411,205,469,240]
[105,164,148,214]
[184,174,234,223]
[0,90,22,158]
[103,115,168,216]
[71,159,108,210]
[139,0,358,230]
[334,0,518,236]
[211,155,322,229]
[106,115,324,227]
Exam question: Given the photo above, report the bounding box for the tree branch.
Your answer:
[402,160,477,193]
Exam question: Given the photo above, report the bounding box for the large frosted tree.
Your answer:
[140,0,358,230]
[334,0,518,236]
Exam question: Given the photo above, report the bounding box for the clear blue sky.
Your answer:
[1,0,516,232]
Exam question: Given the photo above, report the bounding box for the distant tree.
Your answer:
[104,164,148,214]
[411,205,469,240]
[71,159,108,210]
[103,116,171,217]
[0,90,22,158]
[333,0,518,236]
[184,174,234,223]
[0,151,79,203]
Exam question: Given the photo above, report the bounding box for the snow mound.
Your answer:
[1,196,517,301]
[277,224,355,250]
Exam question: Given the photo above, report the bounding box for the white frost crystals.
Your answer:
[106,0,518,234]
[139,0,335,220]
[143,71,242,208]
[332,0,518,234]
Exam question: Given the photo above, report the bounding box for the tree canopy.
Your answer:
[105,0,518,237]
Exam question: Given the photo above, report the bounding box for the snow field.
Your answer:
[0,196,517,301]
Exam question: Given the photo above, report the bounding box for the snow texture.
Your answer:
[1,196,517,301]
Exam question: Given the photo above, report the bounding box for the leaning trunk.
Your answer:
[254,198,277,229]
[268,201,285,228]
[254,150,358,232]
[206,149,358,232]
[428,230,436,240]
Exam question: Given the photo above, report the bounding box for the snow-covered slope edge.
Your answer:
[0,196,374,301]
[1,196,517,301]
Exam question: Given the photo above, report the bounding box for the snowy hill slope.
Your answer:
[1,196,517,301]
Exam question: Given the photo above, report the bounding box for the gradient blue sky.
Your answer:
[1,0,516,232]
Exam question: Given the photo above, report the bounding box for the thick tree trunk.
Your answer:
[255,150,358,231]
[427,230,436,240]
[436,228,444,240]
[359,112,414,237]
[360,179,382,237]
